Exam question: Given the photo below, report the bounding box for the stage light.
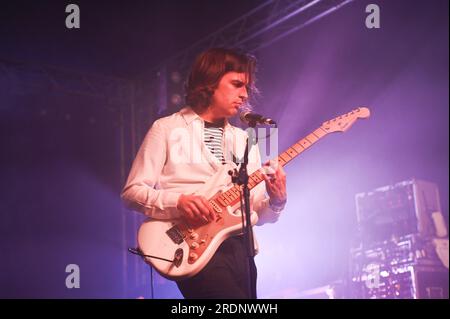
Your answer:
[170,71,181,84]
[170,93,182,105]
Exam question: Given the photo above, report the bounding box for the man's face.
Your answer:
[209,72,249,118]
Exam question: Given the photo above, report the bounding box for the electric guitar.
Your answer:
[137,107,370,280]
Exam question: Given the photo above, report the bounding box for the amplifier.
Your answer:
[351,263,448,299]
[350,235,448,299]
[355,179,442,244]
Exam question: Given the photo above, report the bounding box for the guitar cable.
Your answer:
[128,247,174,263]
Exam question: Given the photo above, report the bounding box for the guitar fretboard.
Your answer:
[213,126,329,207]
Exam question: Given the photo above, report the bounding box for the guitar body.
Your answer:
[137,164,258,280]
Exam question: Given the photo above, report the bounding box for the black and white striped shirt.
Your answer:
[204,122,226,165]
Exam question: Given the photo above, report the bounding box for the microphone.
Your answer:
[239,111,277,125]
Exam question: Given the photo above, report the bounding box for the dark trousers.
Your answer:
[176,235,257,299]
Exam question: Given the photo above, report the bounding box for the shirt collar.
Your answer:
[180,106,233,129]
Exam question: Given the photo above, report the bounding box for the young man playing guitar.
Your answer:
[122,48,287,298]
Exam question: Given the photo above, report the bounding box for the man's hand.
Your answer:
[177,194,216,225]
[262,160,287,205]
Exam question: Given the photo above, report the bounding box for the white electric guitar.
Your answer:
[137,107,370,280]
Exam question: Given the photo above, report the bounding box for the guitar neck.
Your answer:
[247,126,329,190]
[213,126,329,207]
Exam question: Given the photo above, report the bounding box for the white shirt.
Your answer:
[121,106,283,226]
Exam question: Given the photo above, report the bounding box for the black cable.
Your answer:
[128,247,174,263]
[150,266,154,299]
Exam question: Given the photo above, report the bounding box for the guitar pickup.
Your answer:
[210,200,222,213]
[166,226,184,245]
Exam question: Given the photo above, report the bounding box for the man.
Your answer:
[121,48,287,299]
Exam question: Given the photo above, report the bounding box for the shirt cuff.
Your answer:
[165,191,182,209]
[269,198,286,212]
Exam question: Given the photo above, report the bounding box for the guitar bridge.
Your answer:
[166,226,184,245]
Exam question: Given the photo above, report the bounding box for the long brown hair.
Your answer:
[185,48,257,111]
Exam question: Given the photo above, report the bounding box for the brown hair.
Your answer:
[185,47,257,111]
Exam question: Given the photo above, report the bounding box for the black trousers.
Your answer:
[176,235,257,299]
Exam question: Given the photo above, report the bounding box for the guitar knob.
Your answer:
[189,232,199,240]
[190,242,199,250]
[189,252,198,261]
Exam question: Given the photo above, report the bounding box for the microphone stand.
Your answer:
[230,120,258,299]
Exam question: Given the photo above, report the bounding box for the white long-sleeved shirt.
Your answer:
[121,106,283,226]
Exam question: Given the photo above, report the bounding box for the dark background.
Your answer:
[0,0,448,298]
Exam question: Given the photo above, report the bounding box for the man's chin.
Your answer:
[230,107,240,115]
[221,107,239,119]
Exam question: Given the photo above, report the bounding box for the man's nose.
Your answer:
[239,87,248,101]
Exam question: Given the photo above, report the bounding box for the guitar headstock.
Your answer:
[321,107,370,133]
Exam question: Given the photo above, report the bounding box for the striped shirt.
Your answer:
[204,122,226,165]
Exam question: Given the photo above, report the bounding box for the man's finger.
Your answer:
[188,203,204,220]
[201,198,216,221]
[193,199,212,222]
